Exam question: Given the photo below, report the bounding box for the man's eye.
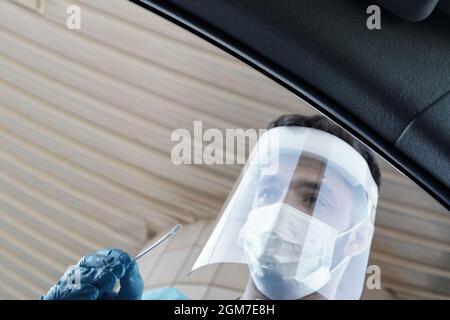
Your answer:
[302,194,329,207]
[303,194,330,210]
[302,195,317,206]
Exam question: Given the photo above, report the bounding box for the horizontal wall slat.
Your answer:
[0,28,245,178]
[370,252,450,296]
[373,226,450,269]
[0,2,304,128]
[0,104,215,219]
[75,0,238,58]
[46,0,306,113]
[0,127,185,228]
[0,151,148,244]
[0,80,230,200]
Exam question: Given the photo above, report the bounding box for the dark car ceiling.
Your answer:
[129,0,450,210]
[375,0,440,21]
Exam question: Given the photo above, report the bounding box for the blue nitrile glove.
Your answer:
[41,249,144,300]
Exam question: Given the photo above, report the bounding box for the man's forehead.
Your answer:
[261,152,353,190]
[264,152,326,179]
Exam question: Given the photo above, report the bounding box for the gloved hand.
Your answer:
[41,249,144,300]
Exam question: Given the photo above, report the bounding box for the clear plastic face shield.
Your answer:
[192,127,379,300]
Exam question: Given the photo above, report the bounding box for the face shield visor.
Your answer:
[191,127,379,300]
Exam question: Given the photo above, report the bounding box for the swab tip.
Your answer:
[170,224,182,235]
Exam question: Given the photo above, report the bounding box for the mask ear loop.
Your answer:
[331,211,374,268]
[333,175,376,251]
[335,215,371,241]
[339,170,378,259]
[319,181,376,298]
[324,222,373,295]
[319,219,375,299]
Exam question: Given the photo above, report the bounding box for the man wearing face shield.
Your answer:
[192,114,381,300]
[41,114,380,300]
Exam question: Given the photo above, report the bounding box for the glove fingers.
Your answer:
[42,283,99,300]
[78,249,130,278]
[63,284,100,300]
[118,262,144,300]
[54,266,78,288]
[43,249,141,300]
[102,248,133,273]
[96,248,132,267]
[54,266,115,290]
[78,267,116,292]
[43,266,112,300]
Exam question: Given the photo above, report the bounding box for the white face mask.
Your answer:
[239,202,339,300]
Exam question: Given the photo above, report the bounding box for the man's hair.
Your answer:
[268,114,381,188]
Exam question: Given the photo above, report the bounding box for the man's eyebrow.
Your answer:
[292,179,334,197]
[292,180,321,191]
